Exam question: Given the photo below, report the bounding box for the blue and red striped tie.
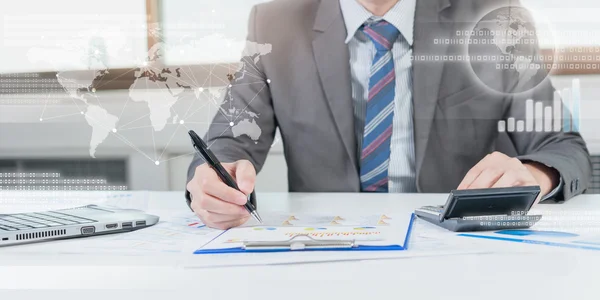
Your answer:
[360,20,400,192]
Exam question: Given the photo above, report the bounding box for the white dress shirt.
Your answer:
[340,0,418,193]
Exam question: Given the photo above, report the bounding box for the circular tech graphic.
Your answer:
[467,6,556,94]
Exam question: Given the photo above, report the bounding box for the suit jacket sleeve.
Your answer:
[504,5,592,200]
[185,5,277,201]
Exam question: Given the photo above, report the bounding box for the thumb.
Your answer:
[234,160,256,195]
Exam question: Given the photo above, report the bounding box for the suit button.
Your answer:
[570,181,576,193]
[575,179,580,191]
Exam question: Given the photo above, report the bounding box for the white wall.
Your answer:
[0,86,289,192]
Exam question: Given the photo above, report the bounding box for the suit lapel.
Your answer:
[412,0,453,190]
[312,0,358,172]
[310,0,454,188]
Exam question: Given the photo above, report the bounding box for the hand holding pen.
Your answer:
[186,131,263,229]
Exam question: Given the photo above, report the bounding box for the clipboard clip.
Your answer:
[242,234,356,251]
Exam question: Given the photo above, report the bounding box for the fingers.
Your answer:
[458,152,538,190]
[233,160,257,195]
[194,208,250,230]
[205,160,256,203]
[192,193,248,216]
[467,168,504,189]
[458,153,500,189]
[192,162,247,206]
[209,216,250,230]
[189,193,250,230]
[186,160,257,230]
[491,169,532,189]
[203,180,248,206]
[187,164,246,205]
[195,209,246,224]
[492,168,541,204]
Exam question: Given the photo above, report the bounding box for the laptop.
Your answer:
[0,205,159,247]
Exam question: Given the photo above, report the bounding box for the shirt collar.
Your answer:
[339,0,416,46]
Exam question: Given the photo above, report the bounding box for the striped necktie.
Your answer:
[359,20,400,193]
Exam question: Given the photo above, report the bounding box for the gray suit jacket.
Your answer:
[188,0,592,200]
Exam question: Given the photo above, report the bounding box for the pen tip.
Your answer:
[252,211,263,224]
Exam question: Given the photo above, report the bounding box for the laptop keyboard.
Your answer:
[0,212,96,231]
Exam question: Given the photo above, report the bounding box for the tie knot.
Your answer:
[361,20,400,51]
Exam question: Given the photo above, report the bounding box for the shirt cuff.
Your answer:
[541,176,564,201]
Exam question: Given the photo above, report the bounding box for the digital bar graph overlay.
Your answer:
[498,79,581,133]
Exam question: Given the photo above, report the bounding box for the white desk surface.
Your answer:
[1,192,600,300]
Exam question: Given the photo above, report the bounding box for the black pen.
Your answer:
[188,130,263,223]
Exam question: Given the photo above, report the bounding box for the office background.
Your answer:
[0,0,599,193]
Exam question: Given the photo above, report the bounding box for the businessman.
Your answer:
[186,0,592,229]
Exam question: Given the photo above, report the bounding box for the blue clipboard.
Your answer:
[194,213,416,254]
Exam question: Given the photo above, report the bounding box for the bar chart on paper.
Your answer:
[498,79,581,133]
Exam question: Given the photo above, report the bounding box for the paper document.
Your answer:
[195,213,415,254]
[458,229,600,251]
[242,212,397,227]
[101,192,150,211]
[79,213,221,255]
[409,217,499,253]
[184,217,494,268]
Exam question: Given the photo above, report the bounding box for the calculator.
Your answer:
[414,186,543,232]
